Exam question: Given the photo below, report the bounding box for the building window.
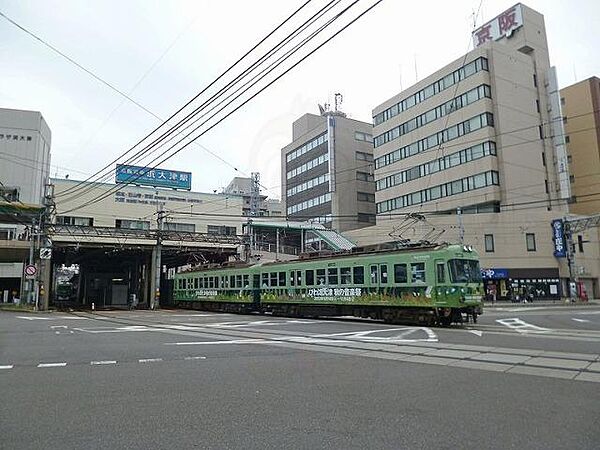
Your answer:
[538,125,544,139]
[356,171,374,182]
[287,192,332,215]
[207,225,236,235]
[567,155,572,163]
[376,141,497,191]
[545,180,549,193]
[373,84,492,147]
[536,99,540,113]
[115,219,149,230]
[569,175,575,184]
[357,192,375,202]
[484,234,495,252]
[376,170,500,214]
[354,131,373,142]
[372,57,489,126]
[163,222,195,232]
[56,216,94,226]
[563,116,568,124]
[526,233,536,251]
[286,153,329,180]
[541,152,546,166]
[565,136,570,144]
[533,74,537,87]
[357,213,376,223]
[560,97,565,106]
[355,151,373,161]
[287,173,329,197]
[375,112,494,169]
[286,132,327,163]
[578,235,585,253]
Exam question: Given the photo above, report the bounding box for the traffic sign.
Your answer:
[40,248,52,260]
[25,264,37,278]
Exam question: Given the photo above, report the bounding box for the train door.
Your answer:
[370,264,388,294]
[252,274,261,309]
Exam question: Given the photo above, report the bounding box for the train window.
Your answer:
[370,265,378,284]
[229,275,235,288]
[436,263,446,283]
[327,268,338,285]
[295,271,302,286]
[340,267,351,284]
[208,278,213,288]
[262,273,269,287]
[289,271,295,286]
[243,275,249,288]
[353,266,364,284]
[380,265,388,284]
[306,269,314,285]
[411,263,426,283]
[236,275,242,288]
[279,272,286,286]
[270,272,278,287]
[194,278,199,289]
[394,264,407,283]
[316,269,326,285]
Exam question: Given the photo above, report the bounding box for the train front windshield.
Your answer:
[448,259,482,283]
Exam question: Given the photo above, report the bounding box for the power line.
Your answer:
[59,1,384,215]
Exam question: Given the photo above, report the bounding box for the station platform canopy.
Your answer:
[245,220,355,252]
[0,201,44,224]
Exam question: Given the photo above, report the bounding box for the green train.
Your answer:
[173,243,484,326]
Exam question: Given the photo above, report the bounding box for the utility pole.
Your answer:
[457,207,464,244]
[150,204,163,310]
[564,218,577,302]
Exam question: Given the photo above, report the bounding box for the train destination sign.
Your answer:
[115,164,192,190]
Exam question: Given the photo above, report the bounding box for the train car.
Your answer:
[173,243,484,326]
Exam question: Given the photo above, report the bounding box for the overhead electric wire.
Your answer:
[35,0,315,199]
[54,0,337,202]
[60,0,383,215]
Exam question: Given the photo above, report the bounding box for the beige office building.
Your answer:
[560,76,600,216]
[346,4,600,299]
[281,110,376,233]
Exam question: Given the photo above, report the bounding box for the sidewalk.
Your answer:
[483,299,599,308]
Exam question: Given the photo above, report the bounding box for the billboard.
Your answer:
[115,164,192,190]
[472,4,524,48]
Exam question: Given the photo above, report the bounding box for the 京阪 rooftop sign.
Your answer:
[472,3,524,48]
[115,164,192,190]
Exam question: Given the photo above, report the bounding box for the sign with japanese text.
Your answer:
[115,164,192,190]
[472,4,524,48]
[481,268,508,279]
[551,219,566,258]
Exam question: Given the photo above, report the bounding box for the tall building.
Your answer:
[281,110,375,232]
[0,108,52,301]
[345,4,600,299]
[0,108,52,205]
[560,76,600,215]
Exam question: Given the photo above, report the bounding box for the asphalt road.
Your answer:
[1,305,599,449]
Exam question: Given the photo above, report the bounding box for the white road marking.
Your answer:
[167,339,267,346]
[37,362,67,368]
[0,365,14,370]
[17,316,87,321]
[496,318,551,333]
[54,331,60,335]
[50,325,68,329]
[572,318,590,323]
[138,358,163,363]
[184,356,207,360]
[468,330,483,336]
[90,360,117,365]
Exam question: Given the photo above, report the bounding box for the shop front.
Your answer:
[481,267,561,302]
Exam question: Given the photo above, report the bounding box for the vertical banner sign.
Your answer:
[551,219,566,258]
[327,116,336,192]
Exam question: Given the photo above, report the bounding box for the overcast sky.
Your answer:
[1,0,598,199]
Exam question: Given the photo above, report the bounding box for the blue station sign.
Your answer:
[551,219,566,258]
[115,164,192,190]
